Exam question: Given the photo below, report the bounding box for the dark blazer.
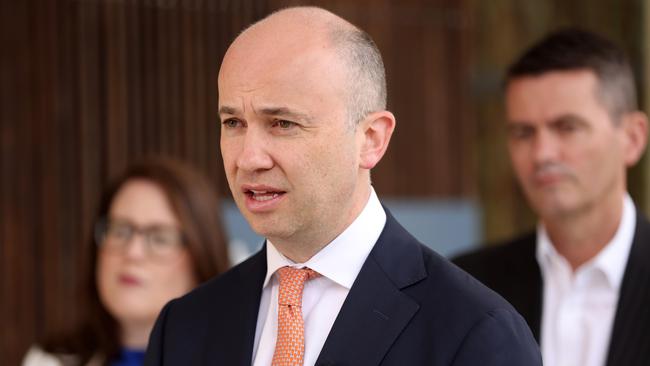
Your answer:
[453,211,650,366]
[145,210,541,365]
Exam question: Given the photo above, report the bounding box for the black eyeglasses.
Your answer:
[94,218,186,260]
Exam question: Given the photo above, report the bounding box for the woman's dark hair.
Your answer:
[41,157,230,364]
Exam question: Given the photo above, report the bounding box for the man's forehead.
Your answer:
[227,9,336,55]
[219,6,355,75]
[219,63,321,102]
[222,32,331,74]
[506,70,599,97]
[219,30,337,90]
[507,71,601,108]
[218,42,345,103]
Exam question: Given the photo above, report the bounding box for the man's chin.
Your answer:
[536,200,581,220]
[247,218,289,239]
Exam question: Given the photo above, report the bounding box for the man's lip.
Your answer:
[533,173,564,187]
[240,184,285,193]
[242,189,286,213]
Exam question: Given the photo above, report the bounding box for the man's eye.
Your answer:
[275,120,296,129]
[508,125,534,140]
[555,120,578,133]
[222,118,242,128]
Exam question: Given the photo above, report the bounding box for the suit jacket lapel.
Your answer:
[605,213,650,366]
[316,211,426,366]
[209,245,267,365]
[512,236,543,341]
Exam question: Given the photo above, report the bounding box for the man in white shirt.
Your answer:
[145,6,541,365]
[454,28,650,366]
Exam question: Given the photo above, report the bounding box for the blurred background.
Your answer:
[2,0,649,363]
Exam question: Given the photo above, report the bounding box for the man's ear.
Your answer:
[621,111,649,167]
[358,111,396,169]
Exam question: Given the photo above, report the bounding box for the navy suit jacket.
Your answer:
[453,211,650,366]
[145,210,541,365]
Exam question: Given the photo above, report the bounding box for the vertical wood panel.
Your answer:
[105,0,129,177]
[1,1,644,364]
[643,0,650,213]
[0,1,267,363]
[77,0,104,249]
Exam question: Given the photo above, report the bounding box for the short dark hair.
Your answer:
[40,157,230,363]
[506,28,638,119]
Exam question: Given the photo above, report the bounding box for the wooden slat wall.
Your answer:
[1,1,475,362]
[644,0,650,212]
[1,1,271,363]
[2,0,643,363]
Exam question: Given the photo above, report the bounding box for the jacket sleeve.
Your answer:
[451,308,542,366]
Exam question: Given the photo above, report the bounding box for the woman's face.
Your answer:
[97,179,197,329]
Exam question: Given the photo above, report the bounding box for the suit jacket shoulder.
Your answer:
[605,211,650,366]
[452,231,538,285]
[146,210,541,366]
[453,211,650,366]
[452,232,542,339]
[145,247,267,366]
[316,212,541,365]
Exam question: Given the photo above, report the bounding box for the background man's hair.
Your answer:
[506,28,637,119]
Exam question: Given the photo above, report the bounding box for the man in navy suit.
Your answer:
[454,29,650,366]
[145,6,540,365]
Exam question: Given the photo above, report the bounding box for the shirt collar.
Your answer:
[536,193,636,289]
[263,186,386,289]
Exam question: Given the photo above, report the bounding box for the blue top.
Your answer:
[110,348,146,366]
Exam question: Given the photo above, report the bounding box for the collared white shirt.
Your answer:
[252,187,386,366]
[537,194,636,366]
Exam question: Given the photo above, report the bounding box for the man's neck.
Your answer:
[272,239,327,263]
[272,184,372,263]
[543,194,624,271]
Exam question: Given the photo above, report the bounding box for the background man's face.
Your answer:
[218,32,364,248]
[505,70,628,220]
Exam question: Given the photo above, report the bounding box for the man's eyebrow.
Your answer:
[258,107,312,123]
[218,105,313,124]
[218,106,238,116]
[551,114,588,124]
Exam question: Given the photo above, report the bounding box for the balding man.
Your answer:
[145,7,541,366]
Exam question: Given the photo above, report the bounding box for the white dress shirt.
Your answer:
[537,194,636,366]
[252,187,386,366]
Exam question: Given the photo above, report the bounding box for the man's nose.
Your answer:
[236,127,274,172]
[532,130,560,164]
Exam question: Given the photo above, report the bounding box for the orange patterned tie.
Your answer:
[271,266,319,366]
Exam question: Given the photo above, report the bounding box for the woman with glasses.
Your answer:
[23,158,230,366]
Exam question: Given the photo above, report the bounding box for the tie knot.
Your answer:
[277,266,319,307]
